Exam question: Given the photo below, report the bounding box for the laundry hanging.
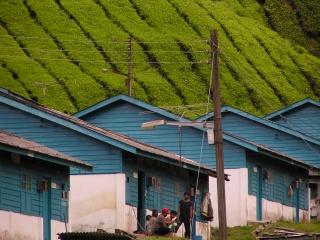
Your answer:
[201,192,214,221]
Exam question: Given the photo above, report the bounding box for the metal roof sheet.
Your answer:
[0,89,219,177]
[0,129,93,171]
[224,132,320,172]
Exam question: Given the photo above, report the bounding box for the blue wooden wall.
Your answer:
[0,150,70,221]
[222,112,320,167]
[0,99,213,216]
[0,102,122,174]
[267,105,320,140]
[247,151,308,210]
[78,101,247,169]
[123,155,208,222]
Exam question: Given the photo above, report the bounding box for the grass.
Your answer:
[130,220,320,240]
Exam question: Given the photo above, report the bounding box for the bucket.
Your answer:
[192,236,202,240]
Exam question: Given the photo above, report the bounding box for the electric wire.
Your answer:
[0,34,208,44]
[2,31,320,226]
[267,105,320,138]
[217,46,320,161]
[0,54,209,64]
[218,47,278,113]
[0,46,209,54]
[218,42,283,108]
[280,116,320,141]
[280,118,320,159]
[190,44,214,238]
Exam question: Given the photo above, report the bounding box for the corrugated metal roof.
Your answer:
[0,129,93,171]
[224,132,320,173]
[309,169,320,177]
[264,98,320,120]
[57,232,133,240]
[0,89,219,177]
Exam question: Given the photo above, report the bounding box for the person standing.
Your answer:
[178,191,193,239]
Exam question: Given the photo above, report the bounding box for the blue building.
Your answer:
[264,98,320,141]
[265,98,320,219]
[0,88,217,239]
[0,129,92,240]
[198,105,320,222]
[73,94,319,225]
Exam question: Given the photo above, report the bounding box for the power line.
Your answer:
[218,46,320,161]
[267,105,320,138]
[0,34,208,44]
[0,55,210,64]
[0,46,210,54]
[218,47,278,113]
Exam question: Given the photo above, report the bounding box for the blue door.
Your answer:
[152,176,162,211]
[257,166,263,220]
[42,178,51,240]
[138,171,146,230]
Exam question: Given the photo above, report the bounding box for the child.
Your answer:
[166,210,179,233]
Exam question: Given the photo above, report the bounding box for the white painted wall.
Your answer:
[247,194,309,222]
[70,173,125,233]
[194,221,210,240]
[309,180,320,219]
[52,220,68,239]
[247,194,257,221]
[124,205,138,233]
[210,168,310,226]
[210,168,248,227]
[0,210,42,240]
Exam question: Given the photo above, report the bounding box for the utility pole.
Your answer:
[210,29,228,240]
[127,38,132,96]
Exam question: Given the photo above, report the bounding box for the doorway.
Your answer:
[138,171,146,231]
[41,178,51,240]
[256,166,263,220]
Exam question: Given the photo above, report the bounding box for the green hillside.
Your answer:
[0,0,320,118]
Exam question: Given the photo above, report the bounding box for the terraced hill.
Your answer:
[0,0,320,118]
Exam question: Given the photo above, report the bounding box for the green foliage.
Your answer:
[263,0,306,46]
[211,220,320,240]
[211,225,257,240]
[261,0,320,57]
[0,65,29,98]
[291,0,320,56]
[0,0,319,118]
[265,220,320,234]
[291,0,320,37]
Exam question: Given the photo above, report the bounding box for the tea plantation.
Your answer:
[0,0,319,118]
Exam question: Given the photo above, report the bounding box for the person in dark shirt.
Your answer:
[178,191,193,239]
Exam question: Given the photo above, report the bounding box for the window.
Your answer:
[310,183,318,199]
[21,173,32,190]
[154,177,161,191]
[175,182,183,196]
[61,183,68,199]
[21,172,32,213]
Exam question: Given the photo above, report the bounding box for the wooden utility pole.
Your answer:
[210,29,228,240]
[127,38,132,96]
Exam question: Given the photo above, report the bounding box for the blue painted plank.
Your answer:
[223,112,320,167]
[0,103,123,174]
